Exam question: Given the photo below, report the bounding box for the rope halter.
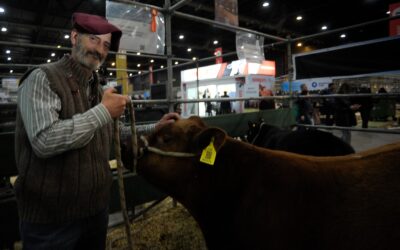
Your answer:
[139,135,197,158]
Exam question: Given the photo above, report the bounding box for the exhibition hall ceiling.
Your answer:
[0,0,397,78]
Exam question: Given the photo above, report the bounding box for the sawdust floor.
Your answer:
[106,197,207,250]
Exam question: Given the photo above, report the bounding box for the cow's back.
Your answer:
[247,121,355,156]
[277,129,355,156]
[256,143,400,249]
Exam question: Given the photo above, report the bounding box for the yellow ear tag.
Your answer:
[200,137,217,166]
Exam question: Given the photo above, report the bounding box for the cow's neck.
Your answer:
[182,138,275,249]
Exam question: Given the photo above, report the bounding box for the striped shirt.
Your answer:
[18,68,155,158]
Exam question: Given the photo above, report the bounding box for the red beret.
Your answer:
[72,12,122,52]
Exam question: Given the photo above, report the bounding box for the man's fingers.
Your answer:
[104,87,117,94]
[163,112,180,121]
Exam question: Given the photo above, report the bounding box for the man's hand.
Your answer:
[101,88,130,118]
[155,112,180,131]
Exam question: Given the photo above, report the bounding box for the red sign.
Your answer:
[390,3,400,36]
[214,47,223,64]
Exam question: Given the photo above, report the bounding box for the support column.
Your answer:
[116,50,130,95]
[165,0,174,112]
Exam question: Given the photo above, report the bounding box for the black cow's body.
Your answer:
[137,116,400,250]
[247,120,355,156]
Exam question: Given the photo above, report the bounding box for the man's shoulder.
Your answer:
[20,68,47,86]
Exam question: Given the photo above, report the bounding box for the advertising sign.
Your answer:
[215,0,238,26]
[390,3,400,36]
[106,1,165,54]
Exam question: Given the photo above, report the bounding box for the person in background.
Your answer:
[375,87,397,122]
[335,83,360,144]
[206,96,213,116]
[355,85,373,128]
[295,84,314,130]
[220,91,232,114]
[174,102,182,115]
[320,83,336,125]
[259,84,275,110]
[14,12,179,249]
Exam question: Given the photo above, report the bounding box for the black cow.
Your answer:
[246,119,355,156]
[136,116,400,250]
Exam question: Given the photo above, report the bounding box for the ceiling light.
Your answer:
[160,65,164,69]
[187,48,192,52]
[262,2,270,7]
[297,43,303,47]
[321,25,328,30]
[7,57,11,61]
[0,7,5,13]
[5,50,10,54]
[109,72,113,76]
[386,11,390,15]
[138,71,142,75]
[213,40,219,45]
[10,70,13,73]
[47,59,51,63]
[111,62,115,66]
[1,27,7,32]
[179,34,184,39]
[150,59,154,63]
[64,34,70,39]
[51,52,55,57]
[137,64,141,67]
[57,45,61,48]
[296,16,303,21]
[136,52,141,55]
[129,73,133,77]
[340,34,346,38]
[192,57,197,61]
[174,61,179,65]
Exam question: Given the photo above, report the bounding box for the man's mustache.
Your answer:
[86,51,103,61]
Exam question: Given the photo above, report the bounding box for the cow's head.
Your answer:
[246,118,264,143]
[136,116,227,198]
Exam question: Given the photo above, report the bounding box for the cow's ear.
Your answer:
[193,127,227,153]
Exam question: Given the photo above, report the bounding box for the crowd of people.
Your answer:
[294,83,398,144]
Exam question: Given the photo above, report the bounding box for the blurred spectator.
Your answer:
[220,91,232,114]
[335,83,360,144]
[174,103,182,115]
[320,83,336,125]
[259,84,275,110]
[295,84,314,130]
[355,86,373,128]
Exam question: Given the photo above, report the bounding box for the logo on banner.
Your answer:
[312,82,318,88]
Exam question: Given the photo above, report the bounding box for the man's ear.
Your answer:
[70,30,79,47]
[193,127,227,153]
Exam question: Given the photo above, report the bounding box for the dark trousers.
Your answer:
[360,108,371,128]
[20,209,109,250]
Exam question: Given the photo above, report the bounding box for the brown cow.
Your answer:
[136,116,400,250]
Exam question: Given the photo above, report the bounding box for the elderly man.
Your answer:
[15,12,178,249]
